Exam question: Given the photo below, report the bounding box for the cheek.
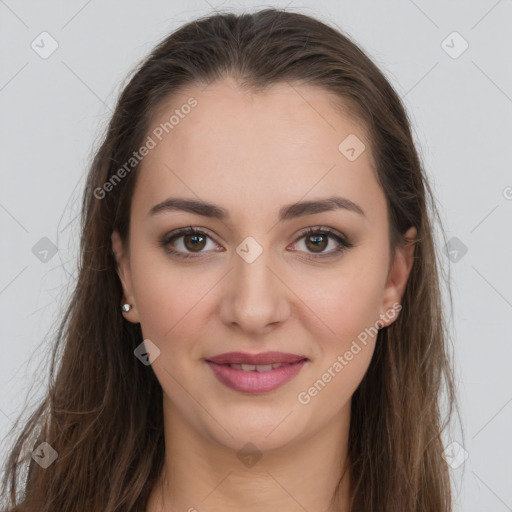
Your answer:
[311,262,385,341]
[129,245,195,342]
[305,340,376,416]
[298,273,380,412]
[304,255,384,398]
[129,245,225,364]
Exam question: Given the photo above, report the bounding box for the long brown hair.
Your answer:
[1,7,458,511]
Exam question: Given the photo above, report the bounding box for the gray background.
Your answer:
[1,1,511,510]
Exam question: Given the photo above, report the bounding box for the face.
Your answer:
[112,77,416,452]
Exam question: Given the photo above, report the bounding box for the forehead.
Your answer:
[133,77,384,226]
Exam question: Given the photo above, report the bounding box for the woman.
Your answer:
[1,7,457,511]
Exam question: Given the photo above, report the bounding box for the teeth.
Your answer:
[255,364,273,372]
[228,362,289,371]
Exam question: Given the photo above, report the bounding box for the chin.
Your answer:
[202,409,309,452]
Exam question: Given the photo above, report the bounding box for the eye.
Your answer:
[159,225,354,260]
[290,226,354,259]
[160,226,221,259]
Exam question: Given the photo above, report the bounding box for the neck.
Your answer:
[148,396,353,512]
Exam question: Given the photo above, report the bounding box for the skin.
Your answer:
[111,77,417,512]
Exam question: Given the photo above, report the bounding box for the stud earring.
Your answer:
[121,304,132,313]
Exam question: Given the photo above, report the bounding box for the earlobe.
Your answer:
[379,226,417,328]
[111,230,140,323]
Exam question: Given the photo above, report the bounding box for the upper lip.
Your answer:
[206,351,308,365]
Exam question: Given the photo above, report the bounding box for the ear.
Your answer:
[379,226,417,328]
[111,230,140,323]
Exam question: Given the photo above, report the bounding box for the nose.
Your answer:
[217,242,291,335]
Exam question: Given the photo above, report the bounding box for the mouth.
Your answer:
[205,351,308,393]
[214,361,301,372]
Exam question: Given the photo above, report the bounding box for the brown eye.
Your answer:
[292,227,354,259]
[183,232,207,252]
[305,233,328,253]
[160,227,219,259]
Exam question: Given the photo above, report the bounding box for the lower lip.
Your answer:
[206,360,307,394]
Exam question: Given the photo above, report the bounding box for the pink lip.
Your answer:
[205,351,308,394]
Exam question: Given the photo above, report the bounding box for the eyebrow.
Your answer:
[148,195,365,222]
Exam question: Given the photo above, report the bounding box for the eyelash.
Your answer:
[159,225,354,261]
